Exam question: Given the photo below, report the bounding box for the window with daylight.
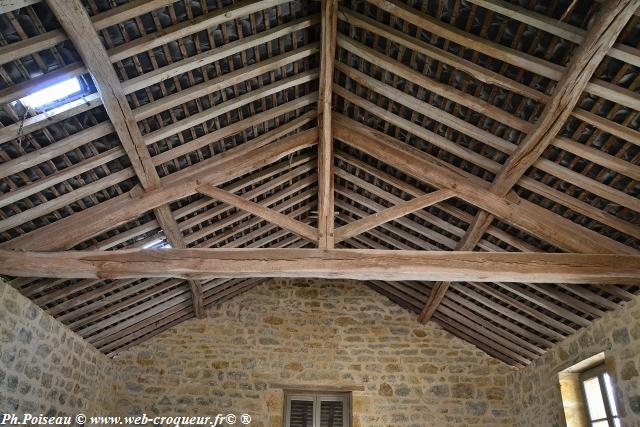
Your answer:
[16,77,82,110]
[580,364,621,427]
[284,392,350,427]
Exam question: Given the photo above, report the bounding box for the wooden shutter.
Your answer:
[319,399,345,427]
[285,393,350,427]
[288,399,315,427]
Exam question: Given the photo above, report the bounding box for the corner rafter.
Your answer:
[417,0,640,322]
[44,0,252,319]
[0,129,317,251]
[153,205,205,319]
[333,115,635,255]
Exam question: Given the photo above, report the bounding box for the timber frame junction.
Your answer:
[0,0,638,365]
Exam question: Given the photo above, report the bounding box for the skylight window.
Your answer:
[141,240,173,249]
[18,77,82,109]
[142,239,163,249]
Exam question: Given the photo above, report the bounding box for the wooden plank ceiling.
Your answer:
[0,0,638,366]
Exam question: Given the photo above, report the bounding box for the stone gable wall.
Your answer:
[110,279,515,427]
[5,275,639,427]
[510,295,640,427]
[0,281,112,420]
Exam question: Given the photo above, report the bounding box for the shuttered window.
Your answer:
[284,392,350,427]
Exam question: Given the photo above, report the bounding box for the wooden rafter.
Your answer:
[0,14,306,151]
[0,129,317,251]
[46,0,158,190]
[335,62,640,215]
[153,206,205,319]
[417,214,488,323]
[335,190,454,243]
[465,0,640,67]
[317,0,338,249]
[333,114,636,255]
[45,0,210,318]
[334,151,541,252]
[1,249,638,284]
[1,0,639,365]
[198,184,318,243]
[492,0,639,196]
[365,0,640,109]
[417,0,639,322]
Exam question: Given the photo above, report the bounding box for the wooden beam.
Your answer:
[492,0,639,197]
[335,59,640,211]
[150,97,316,167]
[61,278,181,326]
[1,128,316,250]
[142,71,317,145]
[333,114,635,255]
[417,282,449,323]
[335,150,541,252]
[438,284,555,347]
[45,0,211,321]
[1,249,638,284]
[190,179,316,247]
[0,169,136,235]
[339,8,548,103]
[0,0,39,14]
[0,1,177,66]
[339,8,640,143]
[337,35,640,184]
[420,0,640,321]
[466,282,579,333]
[47,0,158,190]
[335,190,454,243]
[132,43,319,121]
[317,0,338,249]
[198,184,319,243]
[186,280,205,319]
[91,0,179,31]
[0,147,126,209]
[365,0,640,110]
[106,0,291,63]
[0,30,67,67]
[335,173,456,249]
[451,284,566,340]
[153,205,205,319]
[336,53,637,311]
[416,211,492,323]
[465,0,640,67]
[0,94,102,145]
[121,15,318,95]
[0,122,114,180]
[180,159,316,235]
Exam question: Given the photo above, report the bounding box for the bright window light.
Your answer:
[141,240,173,249]
[19,77,82,109]
[142,239,163,249]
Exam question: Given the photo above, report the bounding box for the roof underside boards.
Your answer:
[0,0,638,364]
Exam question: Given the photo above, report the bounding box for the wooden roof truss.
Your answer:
[0,0,639,365]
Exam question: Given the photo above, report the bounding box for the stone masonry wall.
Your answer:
[0,281,112,421]
[110,279,515,427]
[510,294,640,427]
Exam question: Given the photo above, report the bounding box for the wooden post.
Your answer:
[317,0,338,249]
